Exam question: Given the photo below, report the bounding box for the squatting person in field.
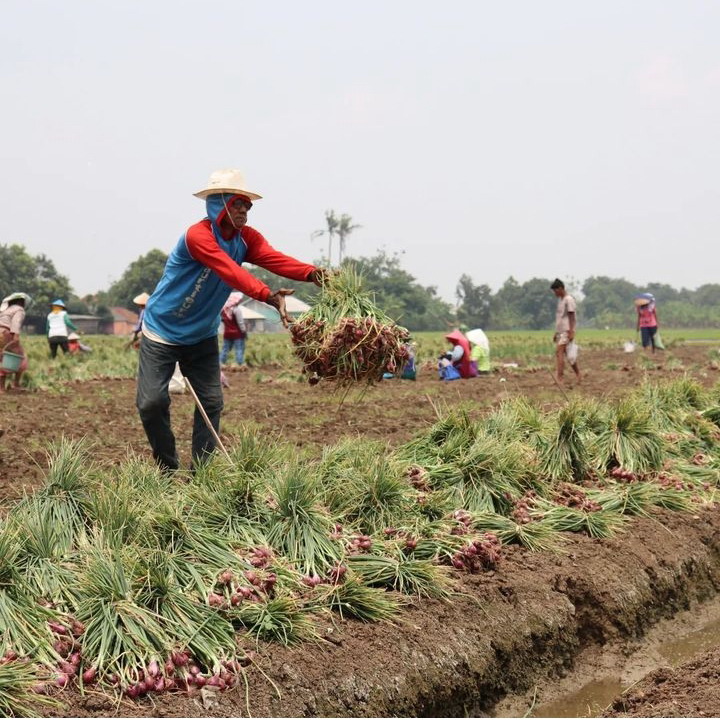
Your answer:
[136,168,326,472]
[550,278,580,384]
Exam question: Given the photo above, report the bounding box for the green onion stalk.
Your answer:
[290,266,411,387]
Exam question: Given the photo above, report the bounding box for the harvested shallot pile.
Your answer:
[290,266,412,387]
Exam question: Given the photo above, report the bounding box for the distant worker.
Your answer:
[128,292,150,350]
[136,168,326,472]
[220,292,248,367]
[634,293,660,353]
[550,278,580,384]
[438,330,478,380]
[68,332,92,354]
[466,328,491,375]
[46,299,77,359]
[0,292,31,392]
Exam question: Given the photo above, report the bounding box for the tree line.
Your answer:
[2,242,718,332]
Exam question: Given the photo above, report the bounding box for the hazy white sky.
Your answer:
[1,0,719,302]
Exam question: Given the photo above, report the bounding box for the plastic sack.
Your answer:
[169,363,186,394]
[439,364,462,381]
[654,333,665,350]
[565,341,579,364]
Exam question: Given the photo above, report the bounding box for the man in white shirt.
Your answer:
[551,278,581,384]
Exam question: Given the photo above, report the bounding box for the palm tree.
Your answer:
[311,210,340,266]
[336,214,362,265]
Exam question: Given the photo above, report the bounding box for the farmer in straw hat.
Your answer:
[0,292,31,392]
[127,291,150,349]
[136,169,327,472]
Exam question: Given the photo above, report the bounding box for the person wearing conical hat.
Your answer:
[136,169,328,473]
[0,292,31,392]
[46,299,77,359]
[439,329,477,379]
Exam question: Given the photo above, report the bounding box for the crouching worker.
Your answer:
[467,328,491,375]
[68,332,92,354]
[383,343,417,381]
[438,330,477,380]
[0,292,31,392]
[136,169,327,472]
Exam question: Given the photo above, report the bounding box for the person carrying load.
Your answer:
[136,168,327,472]
[0,292,31,392]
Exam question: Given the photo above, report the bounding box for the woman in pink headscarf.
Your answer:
[635,294,659,353]
[439,330,478,379]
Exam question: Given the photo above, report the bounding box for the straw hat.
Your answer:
[68,332,80,340]
[193,169,262,201]
[633,298,650,307]
[133,292,150,306]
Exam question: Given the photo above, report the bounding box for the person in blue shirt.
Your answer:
[136,169,325,472]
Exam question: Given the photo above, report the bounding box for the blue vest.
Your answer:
[143,195,248,345]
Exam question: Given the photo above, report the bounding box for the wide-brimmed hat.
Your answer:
[0,292,32,312]
[193,169,262,201]
[634,292,655,307]
[68,332,80,340]
[2,292,31,305]
[466,328,490,351]
[133,292,150,306]
[51,299,66,308]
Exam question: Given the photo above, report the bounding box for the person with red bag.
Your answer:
[220,293,248,367]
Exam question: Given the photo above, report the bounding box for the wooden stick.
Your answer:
[549,371,570,402]
[183,376,234,464]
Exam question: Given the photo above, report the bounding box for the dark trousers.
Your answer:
[136,335,224,471]
[48,336,69,358]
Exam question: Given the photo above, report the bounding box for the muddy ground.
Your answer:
[2,344,720,717]
[605,644,720,717]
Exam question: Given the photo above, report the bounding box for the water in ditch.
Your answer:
[527,604,720,718]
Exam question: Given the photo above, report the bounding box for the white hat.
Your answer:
[133,292,150,306]
[193,169,262,201]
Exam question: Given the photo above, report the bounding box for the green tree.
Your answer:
[311,210,340,266]
[106,249,168,308]
[346,251,453,331]
[692,284,720,307]
[0,244,72,310]
[336,214,361,265]
[455,274,492,329]
[490,277,526,329]
[581,276,637,326]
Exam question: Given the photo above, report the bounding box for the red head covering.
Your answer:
[445,331,472,378]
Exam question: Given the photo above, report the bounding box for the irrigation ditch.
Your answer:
[42,505,720,718]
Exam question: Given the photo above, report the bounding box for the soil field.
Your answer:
[605,645,720,717]
[2,344,720,718]
[3,345,719,507]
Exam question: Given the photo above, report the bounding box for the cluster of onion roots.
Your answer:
[290,267,411,387]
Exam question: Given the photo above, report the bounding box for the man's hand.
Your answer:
[307,268,331,287]
[266,288,296,328]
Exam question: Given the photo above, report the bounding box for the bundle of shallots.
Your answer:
[290,267,412,387]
